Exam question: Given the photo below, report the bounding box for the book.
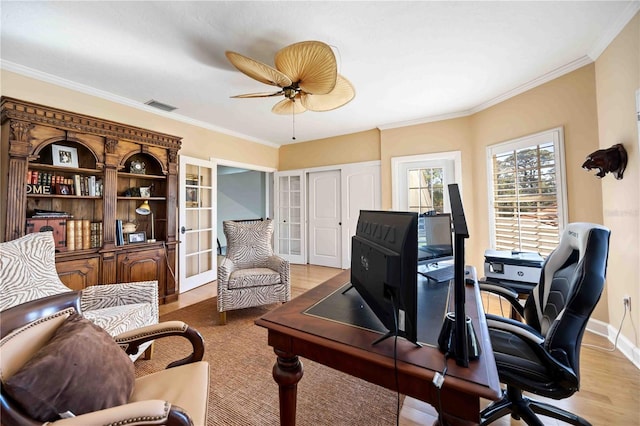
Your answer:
[74,219,83,249]
[116,220,124,246]
[88,176,96,196]
[82,219,91,249]
[66,219,75,251]
[73,175,81,197]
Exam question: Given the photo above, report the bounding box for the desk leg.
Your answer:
[272,349,304,426]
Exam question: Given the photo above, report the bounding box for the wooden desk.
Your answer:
[255,270,501,425]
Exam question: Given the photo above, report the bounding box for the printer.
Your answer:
[483,250,544,294]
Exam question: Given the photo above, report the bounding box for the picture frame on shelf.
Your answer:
[128,231,146,244]
[56,183,72,195]
[52,145,79,168]
[139,186,151,198]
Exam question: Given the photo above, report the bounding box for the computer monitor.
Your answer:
[418,213,454,266]
[350,210,419,345]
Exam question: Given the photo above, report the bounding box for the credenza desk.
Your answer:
[255,269,501,425]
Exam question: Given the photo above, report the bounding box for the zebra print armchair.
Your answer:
[0,232,158,360]
[217,219,290,324]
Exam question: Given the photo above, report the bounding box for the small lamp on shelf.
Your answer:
[136,200,156,243]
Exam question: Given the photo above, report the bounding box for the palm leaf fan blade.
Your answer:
[231,91,284,98]
[272,96,307,115]
[275,41,337,95]
[301,75,355,112]
[225,51,292,88]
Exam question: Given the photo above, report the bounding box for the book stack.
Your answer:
[90,222,103,248]
[65,219,100,250]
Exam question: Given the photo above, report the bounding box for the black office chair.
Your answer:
[480,222,610,426]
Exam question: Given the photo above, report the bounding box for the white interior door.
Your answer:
[308,170,342,268]
[179,156,216,293]
[341,164,381,268]
[275,171,305,264]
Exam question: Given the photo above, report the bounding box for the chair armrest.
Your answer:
[50,400,191,426]
[479,282,524,318]
[267,255,290,282]
[115,321,205,368]
[81,281,159,322]
[486,314,545,345]
[217,257,236,287]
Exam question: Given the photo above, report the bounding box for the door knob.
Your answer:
[180,226,193,234]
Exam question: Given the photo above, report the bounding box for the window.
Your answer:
[392,151,461,214]
[487,128,567,256]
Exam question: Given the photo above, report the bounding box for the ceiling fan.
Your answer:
[225,41,355,115]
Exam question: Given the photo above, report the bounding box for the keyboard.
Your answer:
[419,265,455,283]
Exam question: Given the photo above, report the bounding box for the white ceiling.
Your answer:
[1,1,638,147]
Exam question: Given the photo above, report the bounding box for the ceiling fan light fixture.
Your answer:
[226,40,354,115]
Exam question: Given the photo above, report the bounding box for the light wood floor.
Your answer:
[161,264,640,426]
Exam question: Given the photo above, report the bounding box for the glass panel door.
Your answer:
[179,156,216,292]
[275,171,305,264]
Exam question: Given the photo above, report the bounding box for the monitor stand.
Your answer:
[342,286,422,348]
[437,312,481,360]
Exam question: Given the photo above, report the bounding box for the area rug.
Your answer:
[135,298,402,425]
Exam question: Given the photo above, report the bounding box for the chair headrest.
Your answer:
[559,222,610,260]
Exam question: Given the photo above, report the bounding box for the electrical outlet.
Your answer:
[623,296,631,311]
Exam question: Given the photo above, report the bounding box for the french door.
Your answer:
[178,156,217,293]
[275,171,305,264]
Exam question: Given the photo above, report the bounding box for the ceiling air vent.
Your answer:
[145,99,177,112]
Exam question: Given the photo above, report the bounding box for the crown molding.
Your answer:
[377,110,472,131]
[0,60,279,149]
[588,2,640,61]
[469,55,594,115]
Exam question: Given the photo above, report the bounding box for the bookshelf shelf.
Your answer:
[27,194,103,200]
[2,97,181,304]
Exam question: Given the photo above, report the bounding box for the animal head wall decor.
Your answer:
[582,143,627,180]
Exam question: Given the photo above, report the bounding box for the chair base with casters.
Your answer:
[481,385,591,426]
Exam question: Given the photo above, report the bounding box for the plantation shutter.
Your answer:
[487,128,567,257]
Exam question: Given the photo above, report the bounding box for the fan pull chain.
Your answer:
[291,100,296,140]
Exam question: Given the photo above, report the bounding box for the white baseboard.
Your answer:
[587,318,640,369]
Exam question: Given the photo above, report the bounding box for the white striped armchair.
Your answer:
[0,232,158,360]
[217,219,290,324]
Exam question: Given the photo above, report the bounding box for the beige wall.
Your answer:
[595,13,639,348]
[279,129,380,170]
[0,70,280,169]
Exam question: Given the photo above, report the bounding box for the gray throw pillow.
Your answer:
[4,313,135,422]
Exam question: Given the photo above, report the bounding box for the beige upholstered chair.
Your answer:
[0,232,158,359]
[0,292,209,426]
[217,219,290,324]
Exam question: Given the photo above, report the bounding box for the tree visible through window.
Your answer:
[408,167,444,214]
[488,128,566,256]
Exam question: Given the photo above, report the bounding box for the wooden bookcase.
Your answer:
[0,97,182,304]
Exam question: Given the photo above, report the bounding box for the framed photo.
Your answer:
[139,186,151,198]
[52,145,79,168]
[128,231,146,244]
[56,183,72,195]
